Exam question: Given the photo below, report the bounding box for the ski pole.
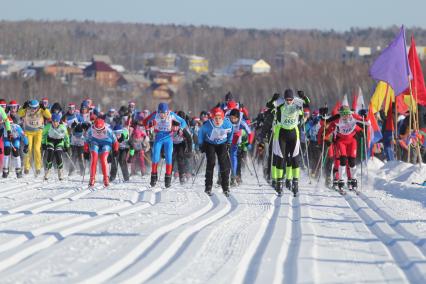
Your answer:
[64,151,78,171]
[318,104,327,182]
[302,119,312,184]
[191,155,205,187]
[249,151,261,187]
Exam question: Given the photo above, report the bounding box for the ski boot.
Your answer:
[44,169,50,181]
[337,179,346,195]
[24,169,29,175]
[275,179,283,196]
[285,179,292,191]
[235,175,242,185]
[150,173,158,187]
[103,176,109,187]
[230,176,236,187]
[165,174,172,188]
[223,187,230,197]
[292,179,299,197]
[16,168,23,179]
[2,168,8,178]
[205,185,213,196]
[332,179,339,190]
[58,168,64,181]
[88,176,95,187]
[179,176,185,185]
[35,169,41,176]
[348,179,357,190]
[271,179,276,189]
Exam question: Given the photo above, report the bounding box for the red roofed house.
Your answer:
[83,61,120,88]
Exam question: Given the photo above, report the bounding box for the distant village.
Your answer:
[1,44,424,105]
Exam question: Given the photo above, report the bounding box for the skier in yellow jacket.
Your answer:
[18,99,51,175]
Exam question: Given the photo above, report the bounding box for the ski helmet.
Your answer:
[29,99,39,108]
[211,107,224,119]
[93,118,105,131]
[158,102,169,113]
[51,113,62,122]
[8,100,18,107]
[0,99,6,108]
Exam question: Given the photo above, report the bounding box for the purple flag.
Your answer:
[369,26,412,96]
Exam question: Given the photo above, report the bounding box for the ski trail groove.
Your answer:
[78,193,230,284]
[344,193,426,283]
[0,185,156,272]
[357,191,426,258]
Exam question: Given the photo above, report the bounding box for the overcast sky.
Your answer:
[1,0,425,31]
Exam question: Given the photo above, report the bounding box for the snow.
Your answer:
[0,160,425,283]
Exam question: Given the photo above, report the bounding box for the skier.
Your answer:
[325,106,367,191]
[42,113,70,181]
[62,103,83,131]
[143,102,187,188]
[110,124,130,182]
[227,108,253,185]
[18,99,52,175]
[128,127,150,176]
[267,89,310,196]
[198,107,233,196]
[171,119,193,184]
[69,123,86,176]
[2,117,28,178]
[85,118,119,187]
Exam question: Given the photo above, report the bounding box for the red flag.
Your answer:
[385,96,394,131]
[331,101,341,116]
[403,35,426,105]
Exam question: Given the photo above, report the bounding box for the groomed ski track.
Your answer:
[0,168,425,283]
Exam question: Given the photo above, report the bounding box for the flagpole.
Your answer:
[408,77,423,166]
[394,99,398,160]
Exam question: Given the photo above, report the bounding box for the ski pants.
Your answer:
[204,142,230,191]
[335,138,357,180]
[173,142,187,177]
[151,136,173,175]
[110,148,129,181]
[24,130,43,171]
[130,149,146,175]
[70,145,85,174]
[3,141,21,170]
[46,139,64,170]
[271,126,301,181]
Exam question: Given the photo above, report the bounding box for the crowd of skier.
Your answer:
[0,89,417,196]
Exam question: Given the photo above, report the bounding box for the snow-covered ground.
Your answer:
[0,158,425,283]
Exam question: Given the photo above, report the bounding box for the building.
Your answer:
[92,55,112,65]
[229,59,271,75]
[117,73,151,92]
[44,61,83,80]
[178,55,209,74]
[83,61,120,88]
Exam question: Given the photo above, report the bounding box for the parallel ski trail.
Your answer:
[343,190,426,282]
[0,186,203,282]
[77,190,227,283]
[147,185,272,284]
[357,191,426,258]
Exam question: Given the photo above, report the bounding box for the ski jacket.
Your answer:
[42,123,70,148]
[18,107,51,132]
[198,118,233,145]
[143,111,187,142]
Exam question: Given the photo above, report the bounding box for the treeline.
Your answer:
[1,20,426,115]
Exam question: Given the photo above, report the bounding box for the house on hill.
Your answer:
[228,59,271,75]
[83,61,120,88]
[44,61,83,82]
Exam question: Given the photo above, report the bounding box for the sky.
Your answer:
[1,0,426,31]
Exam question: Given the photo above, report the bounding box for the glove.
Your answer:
[359,109,368,117]
[271,93,280,101]
[247,144,253,151]
[319,107,328,117]
[23,101,29,109]
[7,130,13,141]
[71,121,78,128]
[42,144,47,151]
[23,144,29,154]
[39,102,46,110]
[297,90,306,99]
